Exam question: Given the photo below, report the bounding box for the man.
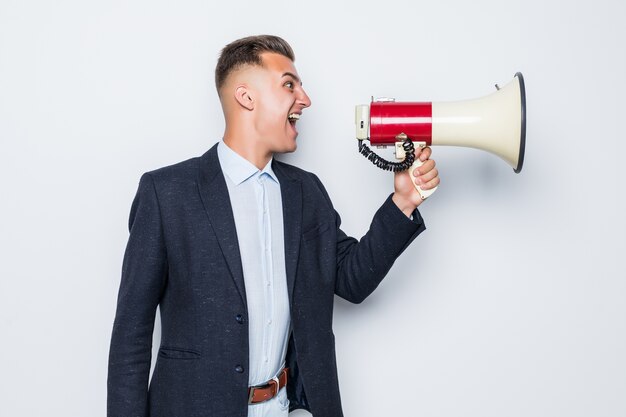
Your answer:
[107,35,439,417]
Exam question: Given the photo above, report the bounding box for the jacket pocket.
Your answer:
[158,346,202,360]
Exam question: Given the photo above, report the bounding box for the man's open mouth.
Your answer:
[288,113,300,125]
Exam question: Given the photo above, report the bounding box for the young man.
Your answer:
[107,35,439,417]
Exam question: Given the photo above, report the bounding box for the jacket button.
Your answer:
[235,314,244,324]
[235,365,244,373]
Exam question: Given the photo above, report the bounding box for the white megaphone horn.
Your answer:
[355,72,526,199]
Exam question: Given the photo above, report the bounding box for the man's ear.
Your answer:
[234,85,254,110]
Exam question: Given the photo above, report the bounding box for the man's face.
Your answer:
[249,52,311,154]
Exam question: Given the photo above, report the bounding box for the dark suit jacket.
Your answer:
[107,144,425,417]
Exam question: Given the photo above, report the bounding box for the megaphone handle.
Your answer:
[410,158,438,200]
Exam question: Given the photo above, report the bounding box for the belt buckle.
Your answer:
[248,386,256,404]
[247,375,281,404]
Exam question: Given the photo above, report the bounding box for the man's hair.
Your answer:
[215,35,295,94]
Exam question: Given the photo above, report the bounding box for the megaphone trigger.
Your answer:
[410,155,438,200]
[409,158,438,200]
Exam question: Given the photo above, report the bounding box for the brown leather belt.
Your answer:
[248,368,289,404]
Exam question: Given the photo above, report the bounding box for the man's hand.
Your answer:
[392,146,440,217]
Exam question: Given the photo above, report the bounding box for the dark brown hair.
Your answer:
[215,35,295,94]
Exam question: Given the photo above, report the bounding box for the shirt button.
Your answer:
[267,319,272,325]
[234,365,244,373]
[235,314,244,324]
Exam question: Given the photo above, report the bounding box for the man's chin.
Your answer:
[275,143,297,154]
[273,136,298,154]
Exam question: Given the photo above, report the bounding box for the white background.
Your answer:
[1,0,625,416]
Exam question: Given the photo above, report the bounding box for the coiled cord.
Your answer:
[357,138,415,172]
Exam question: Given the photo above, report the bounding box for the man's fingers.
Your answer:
[416,167,439,184]
[419,146,432,161]
[412,159,436,177]
[418,175,441,190]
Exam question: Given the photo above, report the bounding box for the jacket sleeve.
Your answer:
[311,174,426,304]
[107,173,168,417]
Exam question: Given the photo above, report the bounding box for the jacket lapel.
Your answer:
[273,161,302,306]
[197,144,247,308]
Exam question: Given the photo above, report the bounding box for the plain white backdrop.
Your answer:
[1,0,625,416]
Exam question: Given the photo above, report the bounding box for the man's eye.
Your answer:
[284,81,294,89]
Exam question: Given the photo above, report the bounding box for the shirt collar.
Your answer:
[217,140,278,185]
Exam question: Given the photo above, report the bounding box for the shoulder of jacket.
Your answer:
[141,154,203,184]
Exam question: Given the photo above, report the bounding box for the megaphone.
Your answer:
[355,72,526,199]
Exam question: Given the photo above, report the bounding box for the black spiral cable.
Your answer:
[358,137,415,172]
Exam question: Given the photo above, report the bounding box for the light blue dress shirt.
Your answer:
[217,141,291,416]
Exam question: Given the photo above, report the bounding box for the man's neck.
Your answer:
[222,135,272,170]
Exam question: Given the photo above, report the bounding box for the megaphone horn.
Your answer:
[355,72,526,199]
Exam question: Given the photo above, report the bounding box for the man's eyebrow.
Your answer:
[282,72,303,85]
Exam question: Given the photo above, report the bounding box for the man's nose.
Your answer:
[298,88,311,108]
